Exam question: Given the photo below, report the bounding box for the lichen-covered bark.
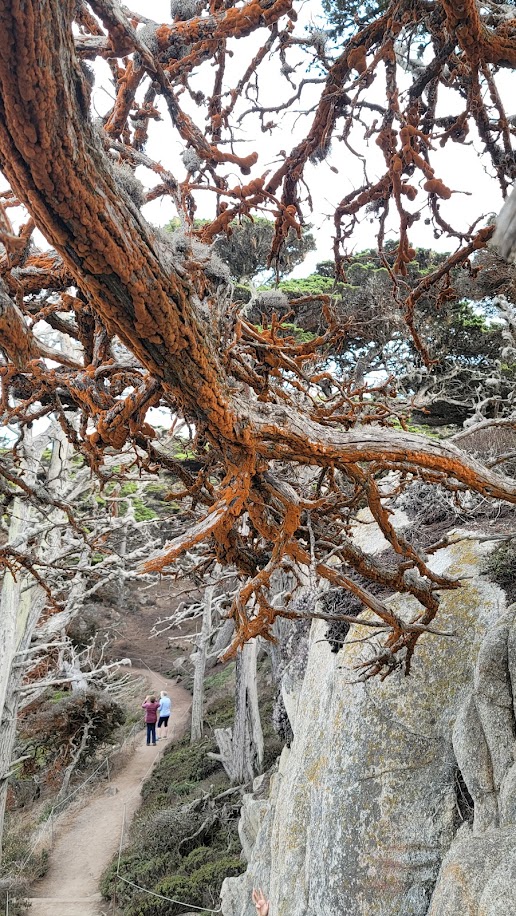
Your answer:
[441,0,516,66]
[0,278,41,367]
[1,0,516,675]
[1,0,515,496]
[0,0,237,441]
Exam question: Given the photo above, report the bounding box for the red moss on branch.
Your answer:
[441,0,516,66]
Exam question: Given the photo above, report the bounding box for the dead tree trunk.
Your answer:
[190,581,215,743]
[57,714,93,801]
[492,183,516,263]
[211,638,264,784]
[0,422,85,859]
[0,432,47,859]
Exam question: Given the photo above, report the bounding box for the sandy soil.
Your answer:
[28,668,192,916]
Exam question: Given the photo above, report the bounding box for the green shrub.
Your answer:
[484,539,516,604]
[121,855,244,916]
[133,498,156,521]
[0,874,30,916]
[166,780,199,797]
[203,692,235,729]
[204,661,235,691]
[140,737,218,803]
[179,845,213,873]
[120,481,138,496]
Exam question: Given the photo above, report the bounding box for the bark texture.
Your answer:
[211,639,263,784]
[492,183,516,264]
[0,438,47,858]
[190,582,214,743]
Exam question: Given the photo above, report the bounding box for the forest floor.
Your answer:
[27,668,192,916]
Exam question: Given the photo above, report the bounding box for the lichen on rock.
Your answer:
[221,532,512,916]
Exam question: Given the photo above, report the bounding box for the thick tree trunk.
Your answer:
[0,0,237,442]
[0,426,76,859]
[208,618,235,669]
[492,183,516,264]
[0,676,18,857]
[245,639,264,775]
[1,1,516,509]
[0,587,46,856]
[231,647,254,785]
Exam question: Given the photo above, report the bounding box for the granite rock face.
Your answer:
[427,825,516,915]
[221,533,514,916]
[427,604,516,915]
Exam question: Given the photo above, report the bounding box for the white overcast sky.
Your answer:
[7,0,509,275]
[91,0,511,277]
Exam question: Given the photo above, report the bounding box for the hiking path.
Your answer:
[28,668,192,916]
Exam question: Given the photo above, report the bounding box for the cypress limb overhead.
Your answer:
[1,0,516,677]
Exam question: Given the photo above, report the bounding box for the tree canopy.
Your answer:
[0,0,516,679]
[249,246,516,427]
[167,216,316,282]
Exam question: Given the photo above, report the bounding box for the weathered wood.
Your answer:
[1,2,516,510]
[210,640,263,784]
[246,639,264,775]
[2,0,516,687]
[492,184,516,264]
[190,582,214,743]
[208,618,235,668]
[0,433,47,858]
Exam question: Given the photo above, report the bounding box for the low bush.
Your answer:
[483,539,516,604]
[17,690,125,790]
[0,875,30,916]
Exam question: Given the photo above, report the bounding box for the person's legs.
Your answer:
[162,715,169,740]
[157,716,164,739]
[146,723,152,745]
[150,722,157,745]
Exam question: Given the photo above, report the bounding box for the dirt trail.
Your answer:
[28,668,192,916]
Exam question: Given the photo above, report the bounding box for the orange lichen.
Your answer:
[400,184,417,200]
[156,0,293,50]
[441,0,516,66]
[347,46,367,74]
[423,178,452,199]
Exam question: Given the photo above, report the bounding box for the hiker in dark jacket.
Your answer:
[141,695,160,746]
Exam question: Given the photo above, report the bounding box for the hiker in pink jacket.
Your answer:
[141,695,160,746]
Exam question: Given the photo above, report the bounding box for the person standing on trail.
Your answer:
[157,690,172,741]
[141,694,160,746]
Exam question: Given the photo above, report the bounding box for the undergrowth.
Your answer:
[0,830,44,916]
[483,538,516,604]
